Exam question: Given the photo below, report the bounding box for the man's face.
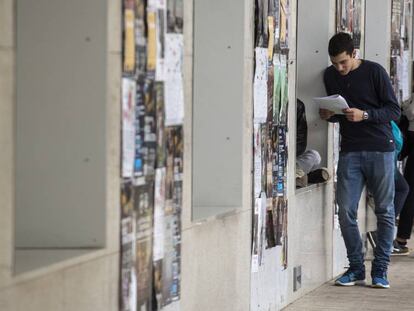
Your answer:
[330,51,355,76]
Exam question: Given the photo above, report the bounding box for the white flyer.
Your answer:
[313,94,349,114]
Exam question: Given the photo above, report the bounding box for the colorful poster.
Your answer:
[134,81,145,177]
[143,79,157,178]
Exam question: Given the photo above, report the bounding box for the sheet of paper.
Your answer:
[164,33,184,126]
[254,48,268,123]
[313,94,349,114]
[122,78,136,178]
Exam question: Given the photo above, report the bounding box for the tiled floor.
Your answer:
[283,250,414,311]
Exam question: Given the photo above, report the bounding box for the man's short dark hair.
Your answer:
[328,32,354,57]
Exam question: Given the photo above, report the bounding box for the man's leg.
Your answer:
[337,152,365,269]
[363,151,394,288]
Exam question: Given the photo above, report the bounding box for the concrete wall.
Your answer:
[0,0,390,310]
[180,0,253,309]
[0,0,121,309]
[15,0,107,248]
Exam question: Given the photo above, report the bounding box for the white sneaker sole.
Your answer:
[371,283,390,289]
[335,280,366,286]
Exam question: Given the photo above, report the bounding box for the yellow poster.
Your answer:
[267,16,275,61]
[147,11,157,71]
[123,8,135,73]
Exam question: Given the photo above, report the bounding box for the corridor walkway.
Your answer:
[283,253,414,311]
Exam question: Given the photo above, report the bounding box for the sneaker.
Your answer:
[335,267,366,286]
[391,240,410,256]
[371,273,390,289]
[367,231,377,249]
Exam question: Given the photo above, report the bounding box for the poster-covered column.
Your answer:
[252,0,290,274]
[120,0,184,310]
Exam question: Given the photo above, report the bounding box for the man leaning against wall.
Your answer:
[320,32,401,289]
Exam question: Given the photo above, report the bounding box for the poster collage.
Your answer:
[252,0,290,272]
[391,0,413,104]
[336,0,365,57]
[120,1,184,310]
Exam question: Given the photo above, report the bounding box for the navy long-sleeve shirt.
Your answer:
[324,60,401,152]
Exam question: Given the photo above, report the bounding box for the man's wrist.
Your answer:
[362,110,369,120]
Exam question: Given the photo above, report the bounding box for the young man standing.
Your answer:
[320,32,401,288]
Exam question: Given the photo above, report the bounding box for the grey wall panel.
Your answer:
[16,0,107,247]
[192,0,245,220]
[365,0,391,71]
[297,0,332,166]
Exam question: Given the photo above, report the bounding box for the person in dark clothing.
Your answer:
[320,33,401,289]
[396,108,414,251]
[296,99,330,187]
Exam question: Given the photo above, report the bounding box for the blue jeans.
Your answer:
[337,151,395,271]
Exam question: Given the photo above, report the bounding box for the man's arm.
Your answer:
[367,65,401,123]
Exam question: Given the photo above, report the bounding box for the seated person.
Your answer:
[296,99,330,187]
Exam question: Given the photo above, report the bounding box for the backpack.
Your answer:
[391,120,403,158]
